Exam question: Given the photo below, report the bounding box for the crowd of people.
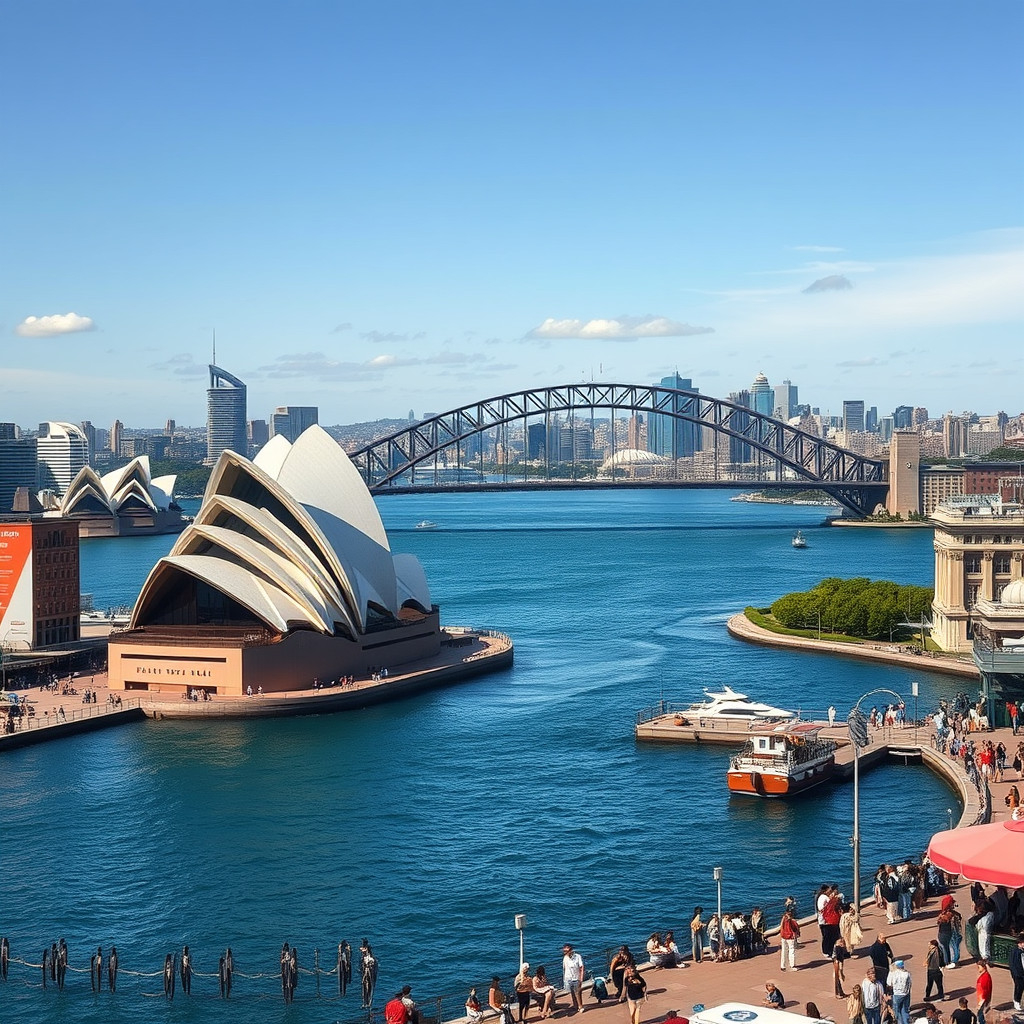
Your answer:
[465,865,1023,1024]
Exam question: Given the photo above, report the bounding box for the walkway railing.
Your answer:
[3,696,141,734]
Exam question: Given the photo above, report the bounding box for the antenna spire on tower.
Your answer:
[212,328,217,367]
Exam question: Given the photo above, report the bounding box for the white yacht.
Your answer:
[675,685,796,725]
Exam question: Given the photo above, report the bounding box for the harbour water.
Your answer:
[1,490,964,1023]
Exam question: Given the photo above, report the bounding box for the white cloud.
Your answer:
[526,315,713,340]
[790,245,846,253]
[15,312,96,337]
[803,274,854,294]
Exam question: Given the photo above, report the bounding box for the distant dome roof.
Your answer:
[1001,579,1024,606]
[599,448,669,471]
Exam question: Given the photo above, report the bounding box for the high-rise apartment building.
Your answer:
[773,379,798,421]
[627,413,644,451]
[110,419,123,457]
[842,400,865,433]
[206,364,248,465]
[270,406,319,443]
[36,421,89,495]
[943,413,967,458]
[866,406,878,433]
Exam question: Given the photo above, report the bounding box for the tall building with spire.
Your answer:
[206,365,248,465]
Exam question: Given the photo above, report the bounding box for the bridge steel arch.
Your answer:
[351,384,889,515]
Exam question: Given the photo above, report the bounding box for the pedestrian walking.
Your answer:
[620,964,647,1024]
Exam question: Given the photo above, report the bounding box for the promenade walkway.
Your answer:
[727,614,980,680]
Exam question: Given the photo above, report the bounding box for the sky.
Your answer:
[1,0,1022,430]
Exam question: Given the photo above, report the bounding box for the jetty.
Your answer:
[635,705,987,822]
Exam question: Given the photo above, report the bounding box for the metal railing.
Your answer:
[2,697,142,734]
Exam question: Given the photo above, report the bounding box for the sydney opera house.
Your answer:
[107,426,482,698]
[53,456,189,537]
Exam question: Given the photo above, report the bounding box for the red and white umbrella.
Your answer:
[927,818,1024,889]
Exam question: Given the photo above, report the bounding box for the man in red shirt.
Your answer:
[386,992,409,1024]
[975,960,992,1024]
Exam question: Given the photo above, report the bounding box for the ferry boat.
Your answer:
[674,686,797,725]
[792,530,808,548]
[415,520,439,531]
[727,722,836,797]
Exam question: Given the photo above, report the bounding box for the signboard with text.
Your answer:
[0,525,34,642]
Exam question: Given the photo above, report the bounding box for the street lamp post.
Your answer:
[514,914,527,968]
[848,687,904,910]
[713,866,723,933]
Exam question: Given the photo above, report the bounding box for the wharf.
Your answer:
[635,710,986,824]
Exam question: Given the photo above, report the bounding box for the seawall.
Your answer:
[727,611,979,679]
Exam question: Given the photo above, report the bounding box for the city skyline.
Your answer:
[2,2,1021,427]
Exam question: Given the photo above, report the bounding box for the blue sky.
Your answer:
[2,1,1021,429]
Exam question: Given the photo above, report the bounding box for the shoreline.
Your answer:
[727,612,980,679]
[0,630,512,748]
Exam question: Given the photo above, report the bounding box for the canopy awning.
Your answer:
[926,818,1024,889]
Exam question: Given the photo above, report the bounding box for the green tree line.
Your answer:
[770,577,933,640]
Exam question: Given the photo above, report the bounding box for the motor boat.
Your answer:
[728,722,836,797]
[415,520,439,531]
[792,530,808,549]
[673,685,796,726]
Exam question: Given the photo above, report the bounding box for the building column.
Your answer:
[981,551,995,602]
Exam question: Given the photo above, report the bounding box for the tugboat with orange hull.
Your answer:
[727,722,836,797]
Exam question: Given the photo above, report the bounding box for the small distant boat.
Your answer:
[728,722,836,797]
[415,520,439,531]
[792,530,808,549]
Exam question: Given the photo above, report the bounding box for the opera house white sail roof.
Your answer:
[57,455,179,517]
[130,426,432,637]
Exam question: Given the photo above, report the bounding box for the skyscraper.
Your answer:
[206,364,248,465]
[648,373,701,458]
[773,379,798,421]
[842,400,865,433]
[36,421,89,495]
[893,406,914,429]
[750,373,773,417]
[270,406,319,443]
[0,427,36,513]
[110,419,123,457]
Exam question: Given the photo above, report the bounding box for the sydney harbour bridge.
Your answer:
[350,384,889,516]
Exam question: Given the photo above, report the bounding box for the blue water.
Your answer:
[1,490,963,1023]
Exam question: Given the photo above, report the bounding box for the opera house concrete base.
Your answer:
[108,609,460,697]
[126,629,513,720]
[73,507,190,538]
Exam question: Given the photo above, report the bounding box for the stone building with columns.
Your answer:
[930,492,1024,652]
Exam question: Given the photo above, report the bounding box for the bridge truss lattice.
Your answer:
[351,384,888,516]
